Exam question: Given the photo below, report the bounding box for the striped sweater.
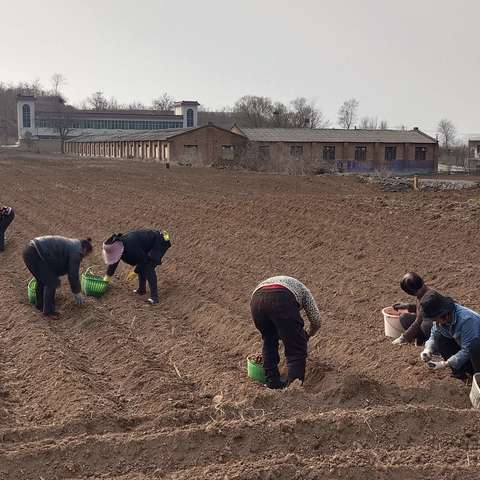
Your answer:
[253,276,321,336]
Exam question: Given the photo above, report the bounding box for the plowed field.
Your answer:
[1,152,480,479]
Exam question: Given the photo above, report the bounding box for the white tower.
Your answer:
[174,101,199,128]
[16,95,36,140]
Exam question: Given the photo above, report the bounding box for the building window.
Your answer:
[22,104,31,128]
[415,146,427,161]
[259,145,270,159]
[355,146,366,161]
[222,145,234,160]
[385,146,397,161]
[186,108,194,127]
[323,146,335,160]
[290,145,303,157]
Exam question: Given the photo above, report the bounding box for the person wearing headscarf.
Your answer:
[0,206,15,252]
[102,229,171,305]
[23,236,92,319]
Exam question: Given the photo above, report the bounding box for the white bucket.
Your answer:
[470,373,480,409]
[382,306,405,338]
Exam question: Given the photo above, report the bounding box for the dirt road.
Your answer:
[1,153,480,479]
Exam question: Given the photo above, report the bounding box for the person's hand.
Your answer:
[74,293,86,305]
[392,335,406,345]
[427,360,448,370]
[393,302,410,311]
[420,349,433,362]
[103,275,111,283]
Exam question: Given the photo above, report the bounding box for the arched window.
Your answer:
[186,108,194,127]
[22,104,31,128]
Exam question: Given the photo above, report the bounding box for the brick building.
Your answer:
[231,126,438,174]
[65,124,246,166]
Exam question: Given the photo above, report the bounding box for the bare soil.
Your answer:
[1,152,480,479]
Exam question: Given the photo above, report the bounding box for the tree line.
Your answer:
[0,73,462,149]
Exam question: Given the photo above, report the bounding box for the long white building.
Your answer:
[16,95,199,140]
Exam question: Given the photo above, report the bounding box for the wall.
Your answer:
[236,141,437,175]
[169,126,247,167]
[16,138,62,153]
[16,99,36,140]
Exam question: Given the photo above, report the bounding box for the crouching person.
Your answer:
[250,276,321,390]
[392,272,434,345]
[102,229,171,305]
[23,236,92,319]
[419,291,480,380]
[0,206,15,252]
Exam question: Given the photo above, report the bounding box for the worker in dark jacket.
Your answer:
[23,236,93,319]
[391,272,435,345]
[102,229,171,305]
[0,206,15,252]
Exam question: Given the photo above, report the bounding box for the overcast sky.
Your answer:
[1,0,479,137]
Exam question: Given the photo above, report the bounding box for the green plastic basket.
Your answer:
[27,278,37,305]
[81,267,109,298]
[247,356,267,384]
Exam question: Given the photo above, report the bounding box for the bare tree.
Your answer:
[152,93,175,111]
[52,105,75,152]
[290,97,330,128]
[359,116,378,129]
[437,118,457,148]
[233,95,274,127]
[272,101,290,127]
[337,98,359,129]
[51,73,67,96]
[86,91,110,111]
[379,119,388,129]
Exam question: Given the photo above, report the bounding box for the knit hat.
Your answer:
[102,234,124,265]
[420,291,455,321]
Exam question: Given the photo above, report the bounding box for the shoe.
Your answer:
[266,378,287,390]
[134,288,146,295]
[147,297,158,305]
[45,312,60,320]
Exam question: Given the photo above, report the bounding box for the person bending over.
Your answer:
[0,206,15,252]
[23,235,92,319]
[250,276,321,390]
[102,229,171,305]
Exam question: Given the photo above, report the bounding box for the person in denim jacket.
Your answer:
[419,290,480,380]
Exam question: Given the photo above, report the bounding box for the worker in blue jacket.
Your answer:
[419,290,480,380]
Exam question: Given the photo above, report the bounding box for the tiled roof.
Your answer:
[67,128,193,142]
[235,127,437,144]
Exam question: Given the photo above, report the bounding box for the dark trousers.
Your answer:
[400,313,433,345]
[136,261,158,300]
[251,288,308,384]
[0,210,15,251]
[23,245,59,315]
[437,336,480,378]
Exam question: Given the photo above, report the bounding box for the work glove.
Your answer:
[392,335,406,345]
[126,270,137,282]
[420,349,433,362]
[427,360,448,370]
[393,302,410,311]
[74,293,86,305]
